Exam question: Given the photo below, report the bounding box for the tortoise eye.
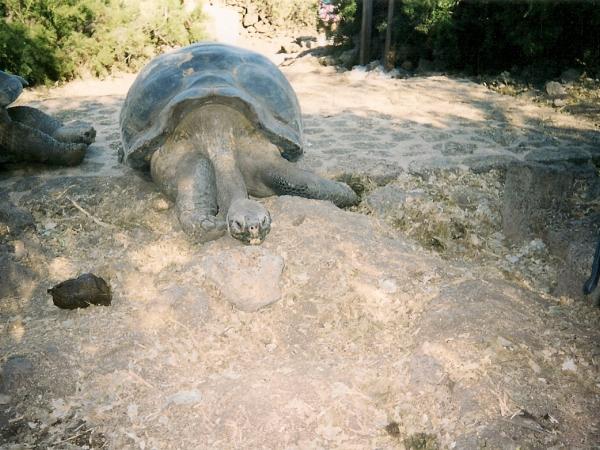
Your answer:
[234,219,244,230]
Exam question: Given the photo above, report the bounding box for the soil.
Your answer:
[1,37,599,449]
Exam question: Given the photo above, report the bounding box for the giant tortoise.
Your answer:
[0,70,96,166]
[120,42,358,245]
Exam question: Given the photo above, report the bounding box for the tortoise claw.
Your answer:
[178,211,227,243]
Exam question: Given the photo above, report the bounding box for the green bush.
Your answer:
[0,0,207,85]
[331,0,600,77]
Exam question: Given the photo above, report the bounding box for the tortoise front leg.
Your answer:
[151,149,226,242]
[262,158,359,208]
[0,119,86,166]
[8,106,96,145]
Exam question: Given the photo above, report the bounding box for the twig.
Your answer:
[66,196,112,228]
[127,370,155,389]
[53,428,92,445]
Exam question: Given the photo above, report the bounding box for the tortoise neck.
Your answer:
[178,104,254,214]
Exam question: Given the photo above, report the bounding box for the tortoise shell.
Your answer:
[120,42,303,170]
[0,71,26,108]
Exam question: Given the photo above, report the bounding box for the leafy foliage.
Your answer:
[0,0,206,84]
[331,0,600,76]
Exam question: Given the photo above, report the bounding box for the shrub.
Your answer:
[0,0,207,85]
[331,0,600,76]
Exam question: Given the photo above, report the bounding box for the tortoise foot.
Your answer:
[178,211,227,243]
[53,121,96,145]
[52,143,88,166]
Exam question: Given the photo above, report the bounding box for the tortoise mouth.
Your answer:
[227,199,272,245]
[228,223,271,245]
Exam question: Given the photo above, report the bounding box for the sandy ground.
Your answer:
[1,44,600,449]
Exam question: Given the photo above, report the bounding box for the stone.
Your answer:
[545,81,567,98]
[202,246,285,312]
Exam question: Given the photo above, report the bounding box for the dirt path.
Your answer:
[1,49,599,449]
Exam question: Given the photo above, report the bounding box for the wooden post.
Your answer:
[384,0,395,70]
[359,0,373,65]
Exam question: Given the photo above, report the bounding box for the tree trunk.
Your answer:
[384,0,395,70]
[359,0,373,65]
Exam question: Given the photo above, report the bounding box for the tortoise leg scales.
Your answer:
[8,106,96,144]
[152,150,226,243]
[264,159,359,208]
[0,120,86,166]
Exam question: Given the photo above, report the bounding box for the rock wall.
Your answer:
[222,0,318,37]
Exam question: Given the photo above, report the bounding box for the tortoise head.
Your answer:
[226,199,271,245]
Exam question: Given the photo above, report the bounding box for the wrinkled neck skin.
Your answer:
[177,105,251,215]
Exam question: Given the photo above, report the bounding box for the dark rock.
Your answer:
[48,273,112,309]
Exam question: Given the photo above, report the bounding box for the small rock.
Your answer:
[497,336,513,348]
[545,81,566,98]
[203,246,285,312]
[0,394,10,404]
[561,358,577,372]
[48,273,112,309]
[379,279,398,294]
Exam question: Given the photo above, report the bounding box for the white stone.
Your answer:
[203,246,285,312]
